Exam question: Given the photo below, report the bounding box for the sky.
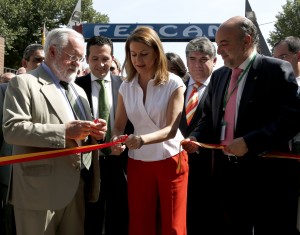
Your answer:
[91,0,287,69]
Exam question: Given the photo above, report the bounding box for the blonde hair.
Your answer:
[124,26,169,86]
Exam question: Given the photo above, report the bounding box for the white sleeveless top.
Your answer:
[119,73,185,162]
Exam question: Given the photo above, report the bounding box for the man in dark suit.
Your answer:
[76,36,131,235]
[182,16,300,235]
[179,37,218,235]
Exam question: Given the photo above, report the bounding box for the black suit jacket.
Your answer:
[192,54,300,156]
[190,54,300,235]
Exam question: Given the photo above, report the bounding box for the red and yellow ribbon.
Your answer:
[191,141,300,159]
[0,136,128,166]
[177,140,300,172]
[2,137,299,170]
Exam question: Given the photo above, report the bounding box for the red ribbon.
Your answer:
[189,141,300,159]
[177,140,300,173]
[0,136,128,166]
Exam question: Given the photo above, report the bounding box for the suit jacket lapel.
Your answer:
[111,75,122,116]
[35,66,83,124]
[83,74,93,113]
[32,67,70,123]
[213,68,231,131]
[237,54,261,122]
[42,85,69,123]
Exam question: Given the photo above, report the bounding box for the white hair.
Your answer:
[44,28,84,56]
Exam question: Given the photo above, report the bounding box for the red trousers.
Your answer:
[127,151,189,235]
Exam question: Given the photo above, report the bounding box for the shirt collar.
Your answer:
[188,76,211,87]
[238,50,257,70]
[129,74,140,87]
[41,62,60,86]
[91,72,111,82]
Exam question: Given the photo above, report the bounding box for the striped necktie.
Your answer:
[186,82,201,126]
[60,81,84,120]
[60,81,91,169]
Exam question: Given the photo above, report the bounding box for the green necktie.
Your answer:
[60,81,91,169]
[96,79,111,155]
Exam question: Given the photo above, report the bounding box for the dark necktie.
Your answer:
[221,68,243,145]
[60,81,85,120]
[60,81,91,169]
[96,79,111,155]
[186,82,202,126]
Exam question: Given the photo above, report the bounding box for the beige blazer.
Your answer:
[2,66,100,210]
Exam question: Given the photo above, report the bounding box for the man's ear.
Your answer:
[49,45,56,59]
[213,57,217,66]
[21,58,27,68]
[244,34,252,48]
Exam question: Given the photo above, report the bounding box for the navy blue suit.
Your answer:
[191,54,300,235]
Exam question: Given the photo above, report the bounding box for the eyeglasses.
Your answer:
[110,67,116,71]
[32,57,44,63]
[63,51,85,62]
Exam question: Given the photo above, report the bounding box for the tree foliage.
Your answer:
[268,0,300,48]
[0,0,109,69]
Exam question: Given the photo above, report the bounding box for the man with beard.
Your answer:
[2,28,107,235]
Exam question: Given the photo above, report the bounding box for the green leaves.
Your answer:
[1,0,109,69]
[268,0,300,48]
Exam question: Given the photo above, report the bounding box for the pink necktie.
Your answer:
[221,68,243,145]
[186,82,202,126]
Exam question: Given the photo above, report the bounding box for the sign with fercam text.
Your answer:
[81,23,220,42]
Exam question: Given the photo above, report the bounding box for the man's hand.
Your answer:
[181,136,199,153]
[223,137,248,157]
[65,119,107,140]
[91,119,107,140]
[110,135,127,155]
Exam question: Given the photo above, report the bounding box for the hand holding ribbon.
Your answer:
[178,138,300,172]
[110,135,127,155]
[0,135,128,166]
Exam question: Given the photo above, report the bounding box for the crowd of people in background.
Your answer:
[0,42,46,235]
[0,15,300,235]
